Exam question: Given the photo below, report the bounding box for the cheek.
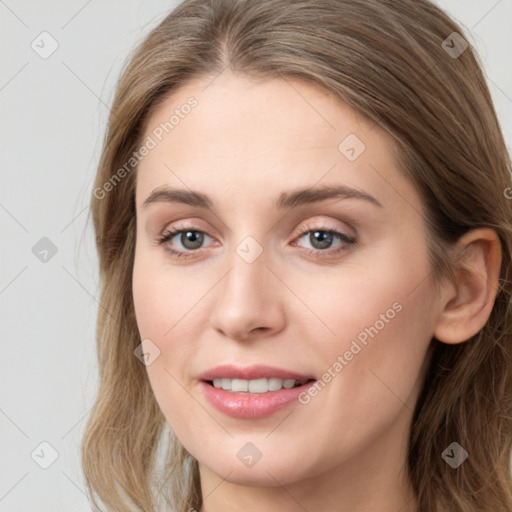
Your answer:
[291,235,433,348]
[132,253,209,385]
[290,238,435,404]
[132,271,170,340]
[132,257,203,434]
[132,254,201,340]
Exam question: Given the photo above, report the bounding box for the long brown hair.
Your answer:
[82,1,512,510]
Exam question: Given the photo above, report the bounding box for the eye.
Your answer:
[294,226,356,257]
[157,226,214,258]
[157,222,356,260]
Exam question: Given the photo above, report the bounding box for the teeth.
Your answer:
[221,378,231,390]
[248,378,267,393]
[211,377,305,393]
[232,379,248,392]
[268,378,283,391]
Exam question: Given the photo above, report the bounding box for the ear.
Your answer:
[433,228,502,344]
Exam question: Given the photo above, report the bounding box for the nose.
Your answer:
[209,244,287,341]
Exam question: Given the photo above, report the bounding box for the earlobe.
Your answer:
[433,228,502,345]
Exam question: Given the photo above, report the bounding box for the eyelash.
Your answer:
[156,223,357,260]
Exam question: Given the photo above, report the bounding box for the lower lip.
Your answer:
[199,380,316,419]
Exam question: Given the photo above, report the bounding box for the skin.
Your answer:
[132,71,501,512]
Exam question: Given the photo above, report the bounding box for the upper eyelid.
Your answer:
[165,216,354,237]
[164,225,350,242]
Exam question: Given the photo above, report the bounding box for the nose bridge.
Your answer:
[219,210,271,296]
[220,236,270,310]
[209,232,285,339]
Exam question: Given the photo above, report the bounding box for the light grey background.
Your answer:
[0,1,511,511]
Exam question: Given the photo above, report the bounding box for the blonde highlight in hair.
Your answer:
[82,1,512,510]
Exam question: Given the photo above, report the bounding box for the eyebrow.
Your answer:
[142,184,383,210]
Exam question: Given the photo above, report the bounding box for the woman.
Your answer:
[82,0,512,510]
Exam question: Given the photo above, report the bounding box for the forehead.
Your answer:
[135,71,421,216]
[141,71,372,157]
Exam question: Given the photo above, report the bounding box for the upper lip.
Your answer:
[198,364,316,382]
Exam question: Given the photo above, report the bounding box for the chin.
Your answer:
[197,450,309,487]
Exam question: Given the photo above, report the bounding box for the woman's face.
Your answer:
[132,71,443,495]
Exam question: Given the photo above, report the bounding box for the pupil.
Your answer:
[310,230,332,249]
[182,231,203,250]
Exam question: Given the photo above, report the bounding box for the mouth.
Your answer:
[199,373,318,418]
[198,364,317,417]
[204,377,316,394]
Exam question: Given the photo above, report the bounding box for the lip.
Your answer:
[198,364,315,382]
[198,364,317,419]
